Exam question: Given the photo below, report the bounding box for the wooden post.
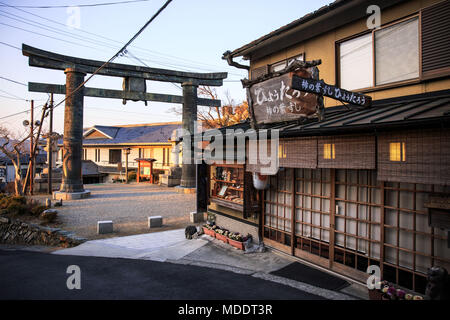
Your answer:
[329,169,336,269]
[291,168,296,255]
[150,162,153,184]
[48,93,53,194]
[30,100,34,195]
[125,150,129,184]
[137,161,140,183]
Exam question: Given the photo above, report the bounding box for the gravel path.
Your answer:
[32,183,195,239]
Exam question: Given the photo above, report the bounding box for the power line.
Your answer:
[51,0,173,113]
[0,1,245,76]
[0,11,243,76]
[0,89,28,101]
[0,41,21,50]
[0,100,49,121]
[0,76,27,86]
[126,50,182,90]
[0,10,120,51]
[0,0,153,9]
[0,22,114,53]
[0,94,26,101]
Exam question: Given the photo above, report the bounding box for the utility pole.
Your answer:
[124,147,130,184]
[30,100,34,195]
[47,93,53,195]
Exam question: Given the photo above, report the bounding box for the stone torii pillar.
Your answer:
[54,67,90,200]
[180,82,197,188]
[22,44,227,197]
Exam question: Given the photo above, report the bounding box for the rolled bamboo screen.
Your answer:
[377,128,450,185]
[317,135,376,169]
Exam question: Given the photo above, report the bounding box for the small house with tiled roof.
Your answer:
[57,122,182,183]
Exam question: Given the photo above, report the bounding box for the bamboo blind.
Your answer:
[377,128,450,185]
[246,137,318,172]
[318,135,376,169]
[279,137,318,168]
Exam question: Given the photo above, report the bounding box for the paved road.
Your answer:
[0,249,324,300]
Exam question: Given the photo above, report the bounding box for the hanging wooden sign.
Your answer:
[247,69,319,125]
[291,76,372,107]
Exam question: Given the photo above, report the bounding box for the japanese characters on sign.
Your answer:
[248,69,319,125]
[291,76,372,107]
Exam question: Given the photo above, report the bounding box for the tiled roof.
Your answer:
[86,126,120,139]
[210,90,450,138]
[82,123,181,145]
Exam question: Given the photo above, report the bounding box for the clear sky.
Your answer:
[0,0,331,136]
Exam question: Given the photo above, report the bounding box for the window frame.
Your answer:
[336,13,421,92]
[269,53,305,74]
[108,149,122,164]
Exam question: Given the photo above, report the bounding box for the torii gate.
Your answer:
[22,44,227,199]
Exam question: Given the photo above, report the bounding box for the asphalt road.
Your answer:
[0,249,324,300]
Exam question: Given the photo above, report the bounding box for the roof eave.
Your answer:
[229,0,407,61]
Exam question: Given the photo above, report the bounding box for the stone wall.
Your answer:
[0,217,86,248]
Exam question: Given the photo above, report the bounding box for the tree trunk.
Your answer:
[13,163,23,196]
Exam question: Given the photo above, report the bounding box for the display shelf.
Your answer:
[210,164,245,212]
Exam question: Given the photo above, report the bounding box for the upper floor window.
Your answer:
[95,149,100,162]
[339,17,419,91]
[269,54,304,73]
[109,149,122,164]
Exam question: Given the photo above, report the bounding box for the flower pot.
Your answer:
[202,227,215,238]
[228,238,245,250]
[215,233,228,243]
[368,289,383,300]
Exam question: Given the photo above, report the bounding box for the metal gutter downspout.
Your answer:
[222,50,250,71]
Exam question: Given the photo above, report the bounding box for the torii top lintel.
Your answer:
[22,44,228,86]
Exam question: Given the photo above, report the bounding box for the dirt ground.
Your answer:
[31,183,196,239]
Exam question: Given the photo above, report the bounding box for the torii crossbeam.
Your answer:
[22,44,227,198]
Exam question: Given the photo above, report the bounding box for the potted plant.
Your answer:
[379,284,424,300]
[227,232,245,250]
[215,228,229,243]
[202,223,216,237]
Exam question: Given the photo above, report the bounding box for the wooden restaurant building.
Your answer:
[199,0,450,294]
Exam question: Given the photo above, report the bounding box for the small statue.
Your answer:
[425,266,450,300]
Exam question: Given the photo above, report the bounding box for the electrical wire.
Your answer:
[50,0,173,113]
[0,0,153,9]
[0,41,21,50]
[126,49,182,90]
[0,22,114,53]
[0,94,27,101]
[0,76,27,86]
[0,1,246,76]
[0,89,28,101]
[0,100,49,121]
